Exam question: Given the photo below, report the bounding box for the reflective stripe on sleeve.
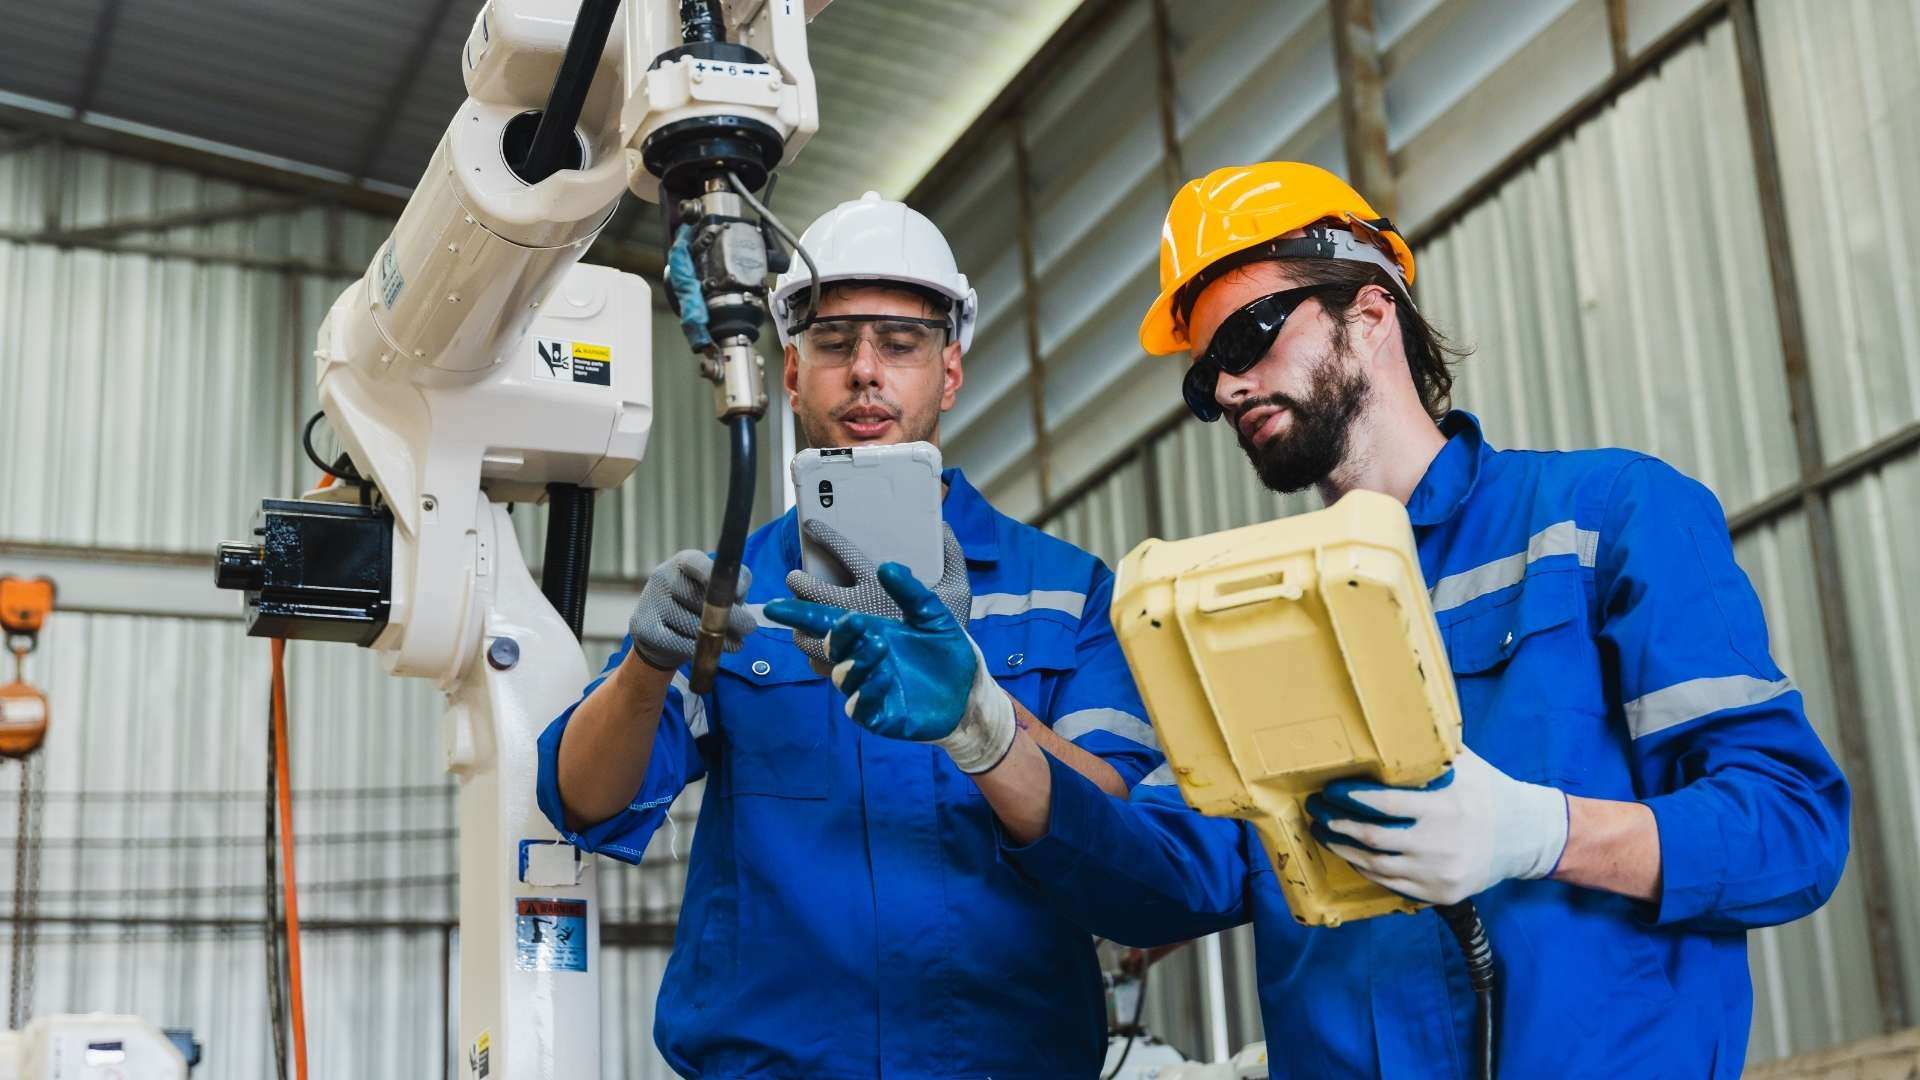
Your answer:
[1053,707,1159,751]
[1136,762,1176,787]
[1624,674,1794,739]
[670,671,710,738]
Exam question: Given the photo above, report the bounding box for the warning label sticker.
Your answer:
[515,897,588,972]
[532,338,612,386]
[377,243,405,309]
[468,1029,490,1078]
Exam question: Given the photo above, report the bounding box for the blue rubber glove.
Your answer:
[764,562,1016,774]
[1302,746,1569,905]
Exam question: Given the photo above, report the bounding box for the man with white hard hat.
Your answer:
[536,191,1163,1077]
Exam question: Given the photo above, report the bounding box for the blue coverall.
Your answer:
[1001,412,1850,1078]
[537,469,1162,1079]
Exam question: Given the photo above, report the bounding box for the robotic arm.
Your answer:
[214,2,824,1074]
[240,0,819,677]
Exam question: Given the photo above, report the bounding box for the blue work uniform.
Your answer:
[1002,412,1850,1078]
[536,469,1162,1079]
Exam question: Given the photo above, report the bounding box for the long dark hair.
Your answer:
[1269,258,1469,420]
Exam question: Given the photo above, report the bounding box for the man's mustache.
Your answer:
[831,394,902,420]
[1230,392,1299,434]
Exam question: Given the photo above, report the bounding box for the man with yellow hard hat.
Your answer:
[774,162,1852,1077]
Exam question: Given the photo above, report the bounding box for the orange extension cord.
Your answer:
[270,637,310,1080]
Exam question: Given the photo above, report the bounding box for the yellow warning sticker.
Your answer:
[469,1030,490,1078]
[532,339,611,386]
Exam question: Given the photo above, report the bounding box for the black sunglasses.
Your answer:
[1182,285,1331,422]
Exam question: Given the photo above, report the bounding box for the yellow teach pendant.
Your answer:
[1112,490,1463,927]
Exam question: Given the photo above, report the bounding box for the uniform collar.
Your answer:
[773,464,1001,569]
[1405,410,1488,527]
[941,467,1000,564]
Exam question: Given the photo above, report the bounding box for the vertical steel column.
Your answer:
[325,206,345,278]
[1010,115,1053,506]
[1605,0,1632,73]
[1201,933,1231,1062]
[284,270,304,495]
[40,138,63,235]
[1149,0,1188,194]
[1144,0,1185,542]
[1138,445,1167,540]
[1730,0,1909,1032]
[1327,0,1397,217]
[440,926,454,1080]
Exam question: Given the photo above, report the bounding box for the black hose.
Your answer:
[302,411,361,485]
[680,0,725,44]
[1436,901,1496,1080]
[690,416,757,693]
[541,483,596,638]
[1102,959,1150,1080]
[518,0,623,184]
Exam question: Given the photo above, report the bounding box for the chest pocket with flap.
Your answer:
[945,617,1081,799]
[713,635,831,799]
[975,616,1080,718]
[1439,568,1596,783]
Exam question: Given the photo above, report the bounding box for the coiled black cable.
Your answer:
[301,411,362,485]
[541,483,596,638]
[1102,958,1151,1080]
[1436,900,1496,1080]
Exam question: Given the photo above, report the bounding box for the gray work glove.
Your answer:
[628,551,756,671]
[785,517,972,675]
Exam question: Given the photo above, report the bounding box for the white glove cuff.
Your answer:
[1507,780,1572,881]
[939,636,1017,774]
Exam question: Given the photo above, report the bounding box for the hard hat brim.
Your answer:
[1137,228,1416,357]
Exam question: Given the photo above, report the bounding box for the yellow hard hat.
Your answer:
[1139,162,1416,355]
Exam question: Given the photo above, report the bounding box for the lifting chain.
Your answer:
[8,752,42,1031]
[0,577,53,1031]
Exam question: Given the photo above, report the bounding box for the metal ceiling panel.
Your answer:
[365,8,479,185]
[0,0,1095,262]
[87,0,437,177]
[0,0,107,105]
[774,0,1084,227]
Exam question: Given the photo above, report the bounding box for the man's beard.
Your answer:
[795,390,938,448]
[1231,351,1369,495]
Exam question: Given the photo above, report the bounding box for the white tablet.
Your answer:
[790,442,945,587]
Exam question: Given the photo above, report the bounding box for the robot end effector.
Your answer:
[217,0,825,686]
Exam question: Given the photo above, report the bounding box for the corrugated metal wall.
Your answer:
[0,137,724,1076]
[1032,0,1920,1068]
[1759,0,1920,1027]
[928,0,1733,522]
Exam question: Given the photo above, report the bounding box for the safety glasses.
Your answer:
[791,314,950,368]
[1182,285,1331,422]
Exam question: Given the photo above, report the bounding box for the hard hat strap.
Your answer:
[1175,220,1410,329]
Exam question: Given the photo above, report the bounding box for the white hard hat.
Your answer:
[771,191,978,351]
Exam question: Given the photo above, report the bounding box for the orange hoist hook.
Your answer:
[0,577,55,758]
